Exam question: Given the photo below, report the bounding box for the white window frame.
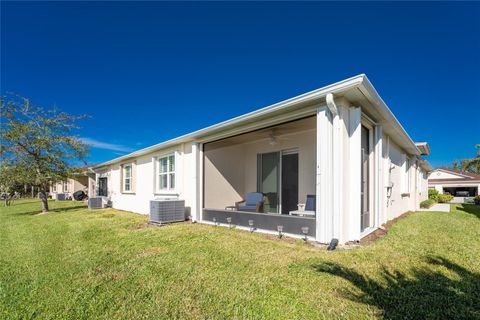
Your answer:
[52,184,57,192]
[360,117,376,234]
[63,181,69,193]
[123,164,133,192]
[157,154,176,192]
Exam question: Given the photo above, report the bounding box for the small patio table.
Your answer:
[289,210,315,217]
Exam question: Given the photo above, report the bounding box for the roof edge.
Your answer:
[414,142,430,156]
[94,74,367,169]
[358,76,421,156]
[94,74,424,169]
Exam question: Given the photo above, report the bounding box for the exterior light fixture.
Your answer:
[248,219,255,232]
[226,217,232,228]
[277,225,284,238]
[301,226,309,241]
[269,129,278,146]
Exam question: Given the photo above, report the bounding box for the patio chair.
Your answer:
[290,194,316,217]
[235,192,264,212]
[304,194,316,211]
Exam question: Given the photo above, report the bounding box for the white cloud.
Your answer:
[80,137,134,153]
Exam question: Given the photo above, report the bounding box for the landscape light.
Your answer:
[226,217,232,228]
[301,226,309,241]
[212,217,217,226]
[248,219,255,232]
[277,225,284,238]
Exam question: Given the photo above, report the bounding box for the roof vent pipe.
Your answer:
[326,93,338,116]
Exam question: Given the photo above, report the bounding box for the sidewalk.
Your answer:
[420,203,450,212]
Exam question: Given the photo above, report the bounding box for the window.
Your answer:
[63,181,69,192]
[124,164,132,192]
[158,154,175,191]
[52,184,57,192]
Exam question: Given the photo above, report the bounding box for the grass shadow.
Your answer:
[1,200,40,207]
[12,204,88,216]
[455,203,480,219]
[313,256,480,319]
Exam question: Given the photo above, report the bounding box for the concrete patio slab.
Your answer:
[421,203,450,212]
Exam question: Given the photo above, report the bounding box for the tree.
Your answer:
[461,159,471,172]
[449,144,480,174]
[0,95,88,212]
[451,160,460,170]
[464,144,480,173]
[0,163,30,206]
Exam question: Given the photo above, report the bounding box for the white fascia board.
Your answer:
[93,74,366,169]
[94,74,422,169]
[435,168,474,179]
[415,142,431,156]
[358,77,421,156]
[419,159,433,172]
[428,181,480,186]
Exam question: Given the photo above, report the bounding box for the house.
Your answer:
[428,168,480,197]
[50,170,96,200]
[93,74,432,244]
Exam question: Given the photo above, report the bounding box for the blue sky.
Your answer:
[2,2,479,167]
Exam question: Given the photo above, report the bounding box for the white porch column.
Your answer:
[316,105,334,243]
[88,175,95,198]
[345,106,361,241]
[374,125,383,226]
[332,106,343,241]
[191,142,201,222]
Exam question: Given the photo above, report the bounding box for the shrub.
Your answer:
[428,189,439,201]
[420,199,435,209]
[474,195,480,205]
[438,194,454,203]
[464,197,475,204]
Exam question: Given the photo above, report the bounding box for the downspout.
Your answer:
[326,93,340,245]
[326,93,338,116]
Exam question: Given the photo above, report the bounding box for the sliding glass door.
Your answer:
[257,150,299,214]
[281,151,299,214]
[258,152,280,213]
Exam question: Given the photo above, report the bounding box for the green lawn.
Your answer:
[1,200,479,319]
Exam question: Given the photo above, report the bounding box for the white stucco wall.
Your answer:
[50,175,95,199]
[94,109,428,243]
[96,142,197,215]
[382,138,426,221]
[204,143,246,209]
[430,170,464,180]
[428,169,480,196]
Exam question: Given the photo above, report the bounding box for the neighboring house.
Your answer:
[50,170,96,200]
[428,168,480,197]
[93,74,432,244]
